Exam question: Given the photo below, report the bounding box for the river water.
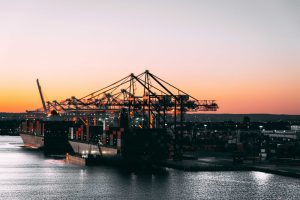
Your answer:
[0,136,300,200]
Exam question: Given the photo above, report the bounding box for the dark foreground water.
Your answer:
[1,136,300,200]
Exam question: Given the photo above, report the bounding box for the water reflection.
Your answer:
[252,171,272,185]
[1,136,300,200]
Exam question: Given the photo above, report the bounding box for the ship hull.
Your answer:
[69,140,118,157]
[19,133,44,149]
[19,120,74,155]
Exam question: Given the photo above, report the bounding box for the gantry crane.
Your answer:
[45,70,218,158]
[35,70,218,159]
[46,70,218,114]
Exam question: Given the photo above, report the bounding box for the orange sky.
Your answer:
[0,1,299,114]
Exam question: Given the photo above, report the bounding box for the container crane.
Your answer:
[43,70,219,159]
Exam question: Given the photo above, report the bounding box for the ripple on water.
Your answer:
[1,136,300,200]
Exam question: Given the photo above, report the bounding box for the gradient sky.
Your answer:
[0,0,299,114]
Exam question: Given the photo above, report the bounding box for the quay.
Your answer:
[157,152,300,178]
[65,150,300,178]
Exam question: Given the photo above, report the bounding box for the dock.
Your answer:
[157,153,300,178]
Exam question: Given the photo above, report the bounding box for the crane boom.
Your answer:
[36,79,47,113]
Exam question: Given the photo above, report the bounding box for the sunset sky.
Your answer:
[0,0,299,114]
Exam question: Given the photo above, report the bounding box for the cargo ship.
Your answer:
[67,116,171,163]
[19,118,74,155]
[22,71,216,163]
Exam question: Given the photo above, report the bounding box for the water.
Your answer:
[1,136,300,200]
